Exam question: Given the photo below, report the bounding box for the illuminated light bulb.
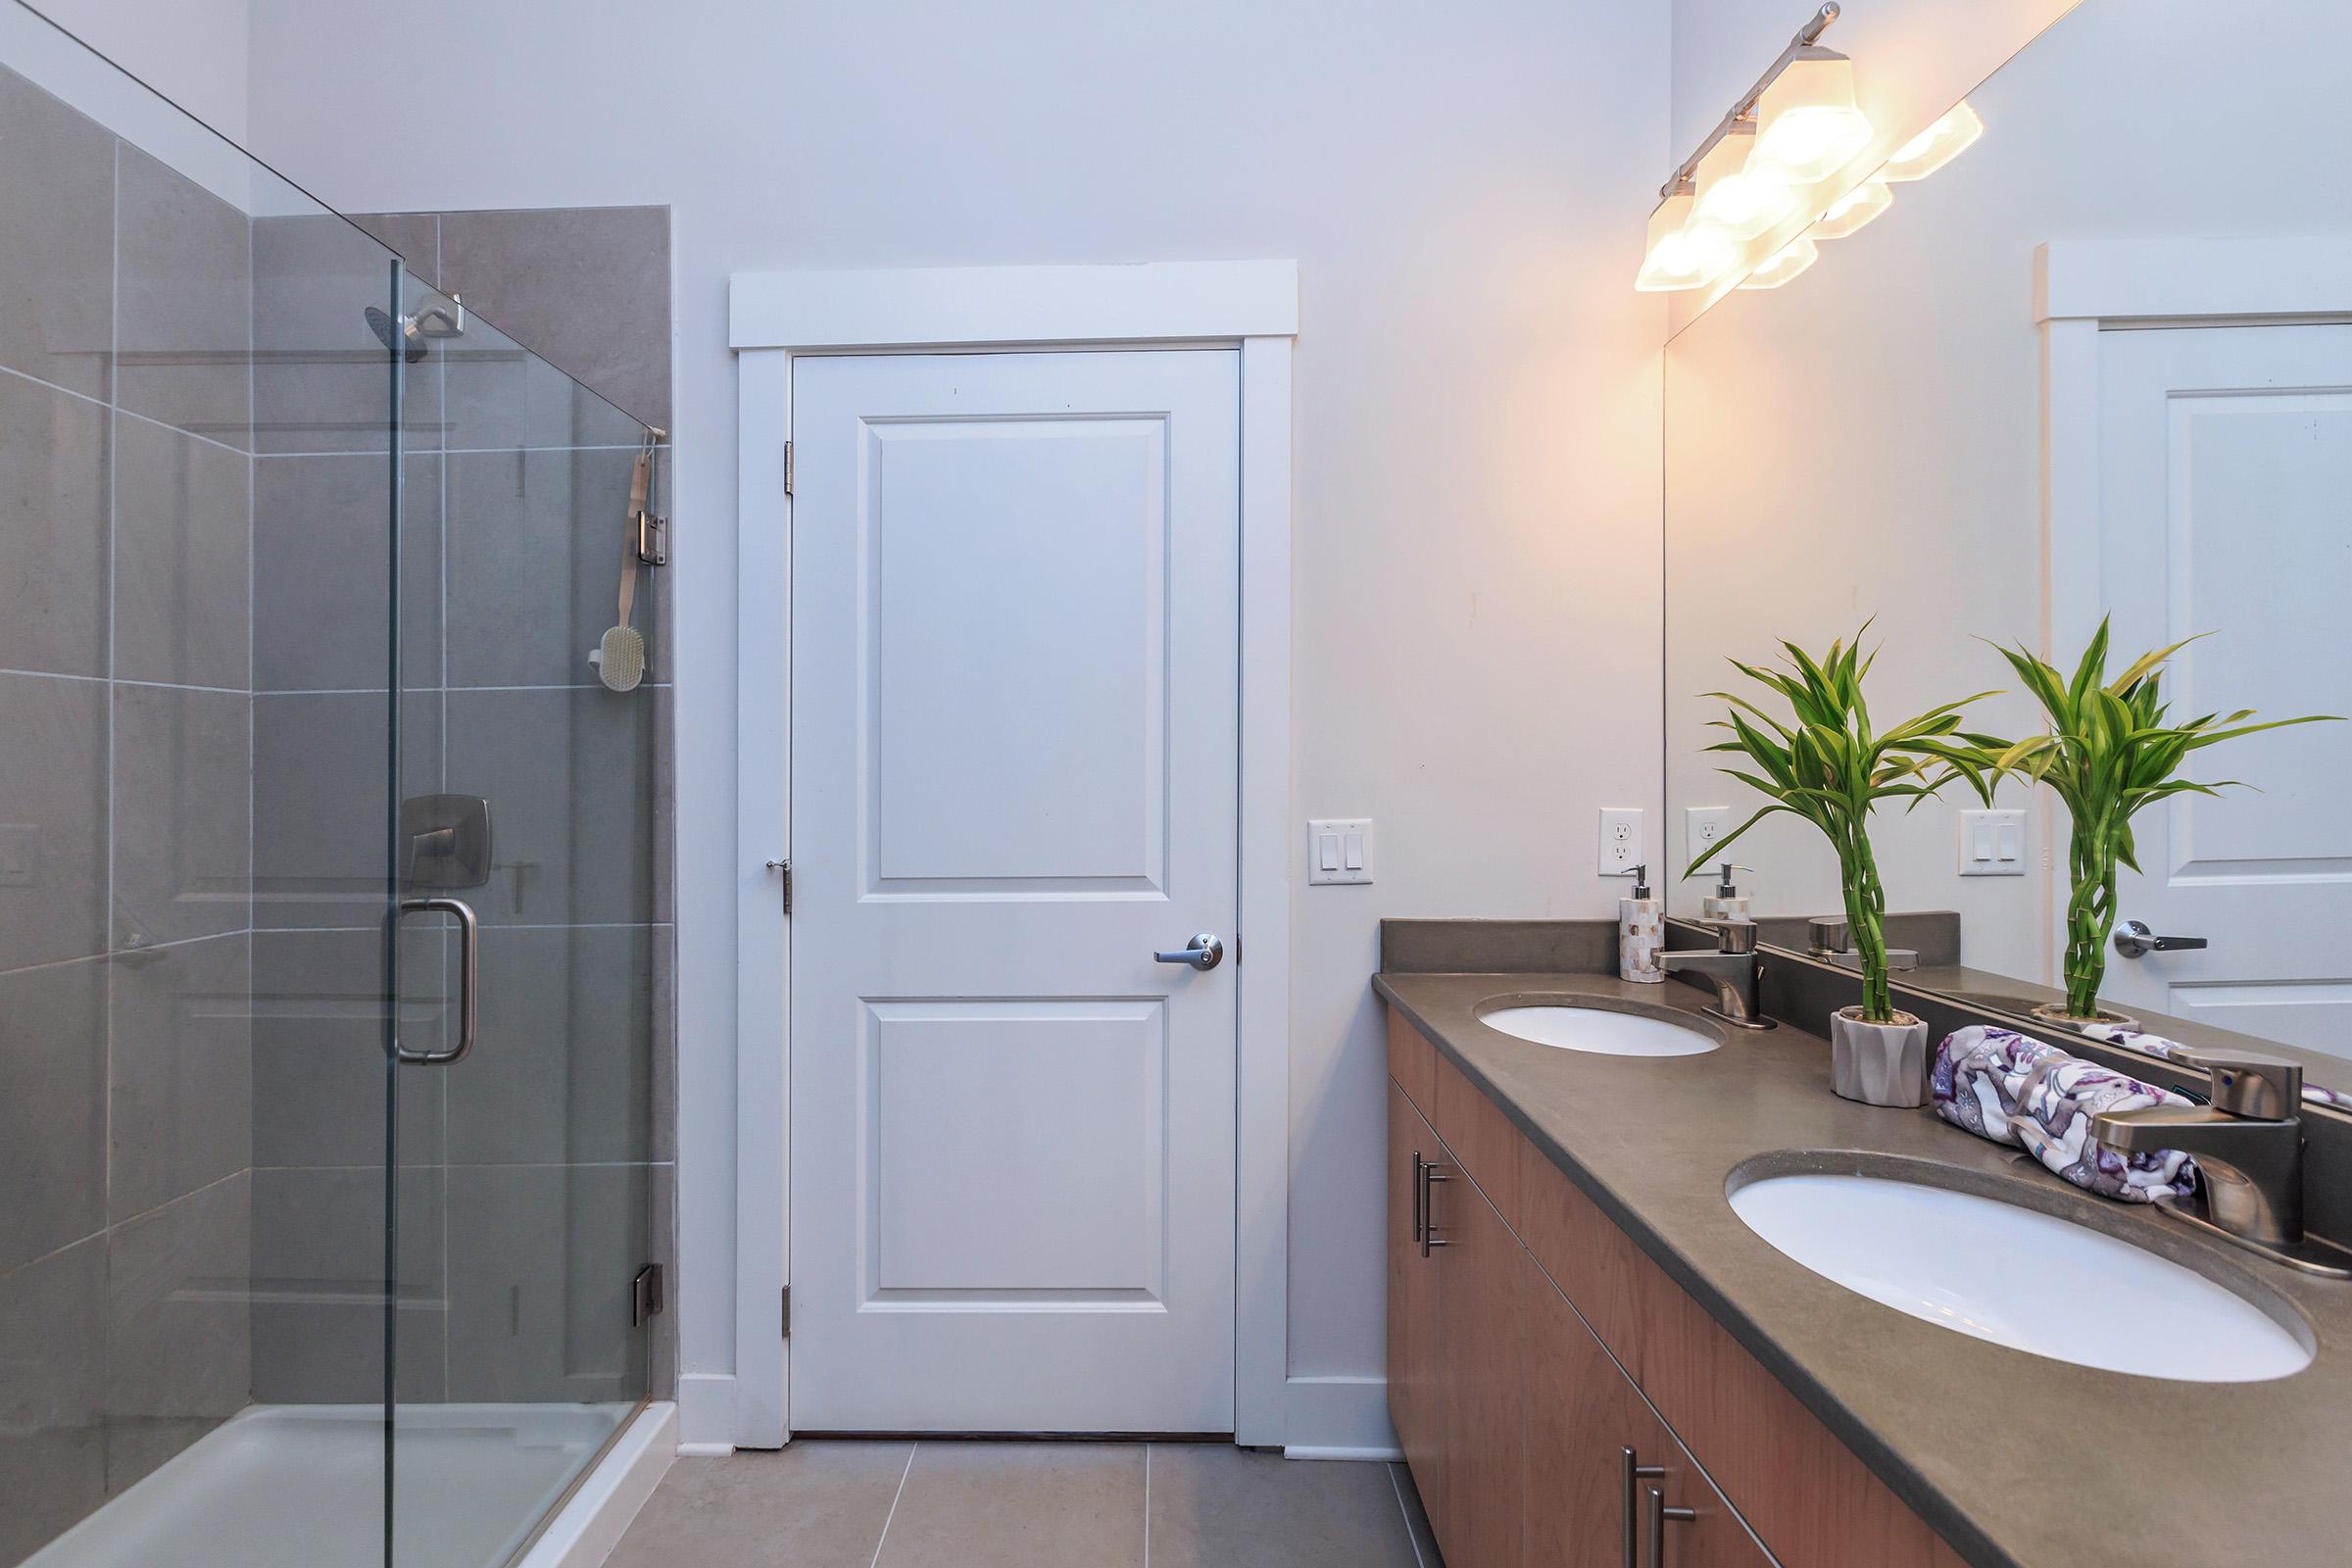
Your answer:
[1739,235,1819,291]
[1690,123,1793,242]
[1634,185,1737,292]
[1752,50,1873,182]
[1811,179,1891,240]
[1881,101,1984,182]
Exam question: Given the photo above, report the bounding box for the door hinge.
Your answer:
[780,1286,792,1338]
[783,440,794,496]
[631,1263,665,1327]
[765,858,792,913]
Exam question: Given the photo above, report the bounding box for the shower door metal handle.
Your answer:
[395,895,479,1065]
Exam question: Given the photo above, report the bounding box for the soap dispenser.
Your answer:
[1701,862,1752,922]
[1618,865,1664,984]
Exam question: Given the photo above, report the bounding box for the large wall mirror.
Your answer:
[1664,0,2352,1072]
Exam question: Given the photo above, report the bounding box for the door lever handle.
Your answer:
[2114,919,2208,958]
[1153,933,1224,970]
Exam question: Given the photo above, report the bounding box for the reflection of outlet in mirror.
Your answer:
[1958,808,2027,876]
[1685,806,1733,862]
[1306,818,1373,885]
[0,824,35,888]
[1597,808,1644,875]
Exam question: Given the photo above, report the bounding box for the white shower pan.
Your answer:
[27,1402,641,1568]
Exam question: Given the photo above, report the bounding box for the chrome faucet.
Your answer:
[1661,919,1775,1031]
[2092,1049,2305,1246]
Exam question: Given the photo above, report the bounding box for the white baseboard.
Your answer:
[1282,1375,1399,1461]
[515,1401,676,1568]
[675,1372,738,1449]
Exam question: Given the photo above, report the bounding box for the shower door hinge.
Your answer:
[631,1263,665,1327]
[783,440,794,496]
[780,1286,792,1337]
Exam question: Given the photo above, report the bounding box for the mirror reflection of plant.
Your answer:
[1979,618,2342,1022]
[1698,626,2004,1024]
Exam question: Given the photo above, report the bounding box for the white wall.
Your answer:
[30,0,249,143]
[233,0,1670,1446]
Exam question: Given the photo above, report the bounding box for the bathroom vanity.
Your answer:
[1377,923,2352,1568]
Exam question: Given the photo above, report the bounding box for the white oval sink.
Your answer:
[1480,1005,1719,1057]
[1731,1173,2311,1382]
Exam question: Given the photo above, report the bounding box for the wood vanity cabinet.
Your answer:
[1387,1009,1960,1568]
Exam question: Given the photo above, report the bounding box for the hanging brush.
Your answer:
[593,434,663,692]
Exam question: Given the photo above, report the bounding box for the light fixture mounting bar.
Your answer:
[1660,2,1842,199]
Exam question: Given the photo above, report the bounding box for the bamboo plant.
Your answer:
[1981,619,2340,1021]
[1697,629,2003,1024]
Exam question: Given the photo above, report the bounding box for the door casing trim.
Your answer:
[726,261,1298,1449]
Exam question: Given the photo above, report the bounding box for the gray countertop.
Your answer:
[1374,967,2350,1568]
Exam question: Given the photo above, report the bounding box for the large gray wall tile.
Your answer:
[0,66,114,399]
[345,212,439,290]
[0,957,107,1274]
[252,452,442,691]
[0,374,109,678]
[104,1172,249,1493]
[252,690,440,929]
[0,673,108,969]
[113,414,250,690]
[108,932,252,1222]
[445,687,660,926]
[112,684,250,949]
[446,447,658,688]
[251,212,437,456]
[115,145,250,450]
[444,1163,646,1404]
[446,924,652,1165]
[441,312,646,453]
[439,207,670,431]
[249,1163,443,1403]
[0,1238,108,1567]
[251,925,446,1169]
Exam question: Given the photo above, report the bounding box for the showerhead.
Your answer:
[365,305,426,364]
[364,295,465,365]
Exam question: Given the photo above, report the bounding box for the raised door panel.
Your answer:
[1389,1080,1445,1535]
[1432,1146,1524,1568]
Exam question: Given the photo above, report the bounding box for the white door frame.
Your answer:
[727,262,1298,1450]
[2036,236,2352,997]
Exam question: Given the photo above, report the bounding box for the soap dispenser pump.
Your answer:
[1701,862,1753,922]
[1618,864,1664,984]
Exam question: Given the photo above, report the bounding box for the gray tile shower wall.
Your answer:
[0,63,259,1562]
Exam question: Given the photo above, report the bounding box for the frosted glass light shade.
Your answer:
[1882,101,1984,182]
[1752,53,1872,181]
[1690,123,1790,242]
[1739,235,1818,290]
[1811,179,1891,239]
[1634,188,1737,292]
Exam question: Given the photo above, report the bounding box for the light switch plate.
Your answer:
[1685,806,1734,863]
[1958,808,2027,876]
[1597,808,1645,875]
[1307,818,1373,885]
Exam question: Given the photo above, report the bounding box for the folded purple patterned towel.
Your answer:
[2078,1021,2349,1110]
[1931,1025,2198,1203]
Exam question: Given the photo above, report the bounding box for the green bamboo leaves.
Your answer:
[1982,617,2341,1020]
[1696,627,2004,1023]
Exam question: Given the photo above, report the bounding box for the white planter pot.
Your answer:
[1830,1006,1931,1107]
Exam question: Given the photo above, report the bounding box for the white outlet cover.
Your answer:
[1685,806,1735,862]
[1958,808,2027,876]
[1597,808,1645,875]
[1307,818,1374,885]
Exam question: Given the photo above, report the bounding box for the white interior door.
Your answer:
[2085,323,2352,1057]
[788,349,1242,1432]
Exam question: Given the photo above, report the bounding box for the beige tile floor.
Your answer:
[604,1441,1443,1568]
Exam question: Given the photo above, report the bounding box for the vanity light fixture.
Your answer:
[1738,235,1819,290]
[1810,178,1891,239]
[1635,179,1739,292]
[1881,101,1984,181]
[1634,3,1861,292]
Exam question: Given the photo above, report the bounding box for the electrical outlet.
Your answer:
[1596,808,1645,875]
[1958,808,2026,876]
[1306,818,1373,885]
[1685,806,1734,862]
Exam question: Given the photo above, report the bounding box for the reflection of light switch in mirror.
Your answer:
[1958,808,2026,876]
[1307,818,1373,885]
[1685,806,1734,862]
[0,823,35,888]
